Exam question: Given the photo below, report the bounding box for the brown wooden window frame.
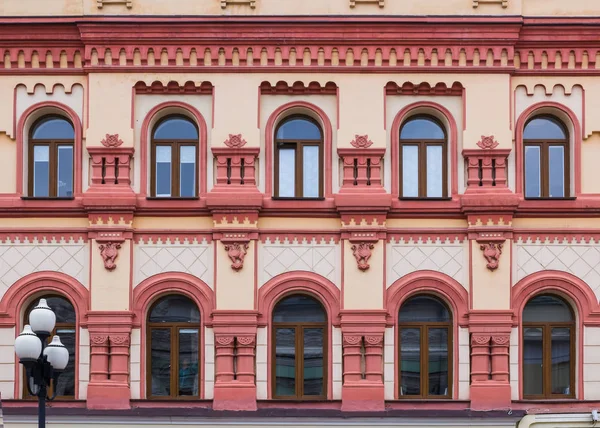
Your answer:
[23,295,76,400]
[150,115,200,198]
[146,296,201,400]
[522,295,575,400]
[28,116,75,198]
[399,115,448,199]
[274,115,324,199]
[398,296,452,399]
[523,115,570,199]
[271,294,328,400]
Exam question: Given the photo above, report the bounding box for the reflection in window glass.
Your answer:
[57,146,73,197]
[548,146,565,198]
[179,146,196,197]
[33,145,50,197]
[278,149,295,198]
[551,328,571,395]
[150,329,171,397]
[55,328,76,396]
[426,145,443,198]
[399,295,450,323]
[523,327,543,396]
[400,118,445,140]
[525,146,541,198]
[273,295,326,323]
[524,118,567,140]
[428,328,448,396]
[275,327,296,397]
[303,146,319,198]
[154,117,198,140]
[400,328,420,396]
[303,328,324,396]
[402,145,419,197]
[32,117,75,140]
[156,146,172,197]
[276,119,321,140]
[178,329,199,396]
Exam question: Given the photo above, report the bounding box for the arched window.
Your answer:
[523,116,569,198]
[522,294,574,398]
[29,116,74,198]
[272,294,327,399]
[274,115,323,199]
[151,115,199,198]
[398,295,451,398]
[147,295,200,399]
[24,295,76,399]
[399,115,447,198]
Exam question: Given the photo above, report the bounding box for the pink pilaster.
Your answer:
[89,334,110,383]
[491,335,510,382]
[364,335,384,383]
[214,335,236,384]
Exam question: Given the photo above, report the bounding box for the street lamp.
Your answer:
[14,299,69,428]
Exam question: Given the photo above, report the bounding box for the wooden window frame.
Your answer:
[273,115,324,199]
[23,295,76,400]
[523,116,570,199]
[399,115,448,199]
[150,115,199,198]
[398,298,452,399]
[28,116,74,198]
[522,296,575,400]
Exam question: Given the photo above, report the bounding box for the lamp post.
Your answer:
[14,298,69,428]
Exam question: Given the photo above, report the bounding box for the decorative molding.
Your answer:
[100,134,124,148]
[224,242,249,271]
[221,0,256,9]
[476,135,499,150]
[349,0,384,7]
[109,334,130,346]
[385,81,463,96]
[343,335,362,346]
[97,0,132,8]
[90,334,110,346]
[260,81,337,95]
[98,242,121,271]
[215,336,235,346]
[480,242,503,271]
[491,335,510,346]
[349,135,373,149]
[351,242,375,271]
[471,335,491,346]
[236,336,256,347]
[223,134,247,149]
[472,0,508,8]
[134,81,213,95]
[364,335,383,346]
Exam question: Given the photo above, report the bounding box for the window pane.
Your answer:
[523,327,543,396]
[178,328,199,396]
[402,145,419,197]
[32,117,74,140]
[303,328,324,396]
[179,146,196,197]
[400,328,421,396]
[150,329,171,397]
[155,146,172,197]
[275,327,296,397]
[428,328,449,396]
[33,145,49,197]
[426,145,443,197]
[154,117,198,140]
[524,146,541,198]
[149,295,200,323]
[57,145,73,197]
[54,329,76,396]
[303,145,319,198]
[400,296,450,323]
[273,295,326,323]
[551,328,571,395]
[400,117,445,140]
[278,148,295,197]
[548,146,565,198]
[524,117,567,140]
[276,118,321,140]
[523,295,573,323]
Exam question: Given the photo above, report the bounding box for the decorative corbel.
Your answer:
[351,242,375,271]
[479,242,503,271]
[221,233,251,271]
[98,242,121,271]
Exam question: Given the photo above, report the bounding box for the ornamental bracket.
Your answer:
[472,0,508,8]
[349,0,384,7]
[97,0,132,8]
[221,0,256,8]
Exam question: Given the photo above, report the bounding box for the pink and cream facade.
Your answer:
[0,0,599,427]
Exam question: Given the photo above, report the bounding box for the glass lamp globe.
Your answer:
[14,325,42,362]
[43,336,69,371]
[29,299,56,335]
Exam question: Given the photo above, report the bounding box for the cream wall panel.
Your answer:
[523,0,600,16]
[458,327,470,400]
[387,239,466,289]
[518,413,600,428]
[134,241,213,288]
[472,241,511,310]
[0,327,15,399]
[215,241,254,310]
[584,326,600,400]
[332,326,342,400]
[78,328,90,400]
[510,327,519,400]
[130,328,141,399]
[383,326,394,400]
[256,326,268,400]
[258,240,339,288]
[90,239,130,311]
[204,327,214,400]
[0,133,16,194]
[343,240,383,310]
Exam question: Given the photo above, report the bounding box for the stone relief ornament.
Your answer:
[350,134,374,149]
[480,242,503,271]
[477,135,499,150]
[98,241,121,271]
[351,242,375,271]
[343,335,363,346]
[224,134,248,148]
[100,133,124,148]
[224,242,249,271]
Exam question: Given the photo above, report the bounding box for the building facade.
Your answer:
[0,0,599,427]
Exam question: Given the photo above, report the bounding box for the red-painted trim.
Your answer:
[264,101,333,198]
[16,101,83,197]
[139,101,208,197]
[390,101,459,197]
[514,101,582,196]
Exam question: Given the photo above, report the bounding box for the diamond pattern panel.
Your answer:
[259,242,339,288]
[516,244,600,300]
[387,242,466,288]
[0,244,88,300]
[135,244,213,288]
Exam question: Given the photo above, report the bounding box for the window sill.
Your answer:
[523,197,576,201]
[20,197,75,201]
[145,197,200,201]
[399,197,453,201]
[271,197,326,201]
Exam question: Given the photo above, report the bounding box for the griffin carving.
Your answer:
[224,242,249,271]
[98,241,121,271]
[480,242,503,271]
[351,242,375,271]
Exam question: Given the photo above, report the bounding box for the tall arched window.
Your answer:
[274,115,323,199]
[147,295,200,399]
[523,294,574,399]
[151,115,199,198]
[24,295,76,399]
[29,116,74,198]
[398,295,451,398]
[272,294,327,399]
[523,116,569,198]
[399,115,447,199]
